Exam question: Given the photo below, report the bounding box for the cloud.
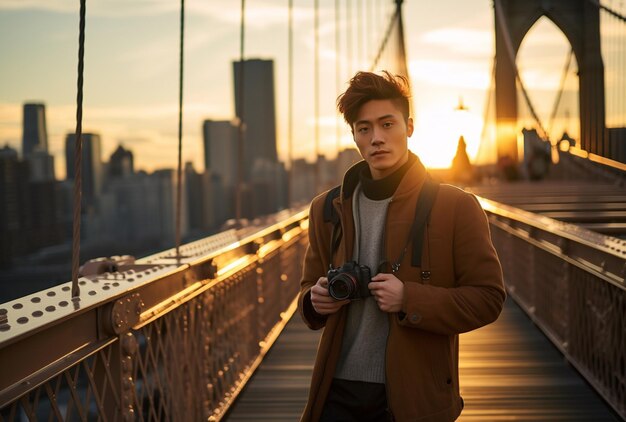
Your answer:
[409,59,491,90]
[0,0,314,28]
[420,28,492,57]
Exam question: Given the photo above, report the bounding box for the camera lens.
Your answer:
[328,273,356,300]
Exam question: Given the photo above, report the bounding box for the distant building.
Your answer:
[0,145,62,268]
[185,162,204,233]
[108,144,134,178]
[245,160,287,217]
[291,158,316,205]
[99,169,188,248]
[65,133,103,210]
[233,59,278,181]
[27,149,55,182]
[0,146,23,267]
[336,148,362,176]
[202,171,234,232]
[22,103,55,182]
[202,120,238,187]
[22,103,48,157]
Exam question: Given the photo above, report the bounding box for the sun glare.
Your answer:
[410,106,484,169]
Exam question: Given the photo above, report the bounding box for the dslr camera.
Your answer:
[327,261,372,300]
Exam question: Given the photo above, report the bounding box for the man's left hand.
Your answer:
[369,273,404,313]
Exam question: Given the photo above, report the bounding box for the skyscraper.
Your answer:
[202,120,238,187]
[22,103,55,182]
[233,59,278,180]
[65,133,103,210]
[22,103,48,157]
[108,144,134,178]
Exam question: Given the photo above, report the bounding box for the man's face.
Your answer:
[352,99,413,180]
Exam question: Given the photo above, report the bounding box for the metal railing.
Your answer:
[0,208,309,421]
[480,198,626,420]
[1,197,624,420]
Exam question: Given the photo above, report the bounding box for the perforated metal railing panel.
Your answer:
[0,210,309,421]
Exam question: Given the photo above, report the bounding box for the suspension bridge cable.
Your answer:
[367,0,372,64]
[175,0,185,258]
[346,0,353,74]
[618,1,626,126]
[336,0,342,155]
[478,56,496,163]
[587,0,626,21]
[236,0,245,224]
[494,0,549,139]
[395,0,409,79]
[547,48,574,139]
[369,6,398,72]
[314,0,320,194]
[288,0,293,207]
[354,0,365,70]
[71,0,87,299]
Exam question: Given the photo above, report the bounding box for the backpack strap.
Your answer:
[323,185,341,224]
[390,177,440,272]
[410,178,440,267]
[323,185,342,268]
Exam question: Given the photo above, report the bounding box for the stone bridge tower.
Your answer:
[494,0,606,161]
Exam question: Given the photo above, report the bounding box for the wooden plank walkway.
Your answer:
[224,297,619,421]
[468,181,626,239]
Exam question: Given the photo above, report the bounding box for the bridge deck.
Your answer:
[224,297,618,421]
[469,181,626,238]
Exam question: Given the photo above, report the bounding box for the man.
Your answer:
[298,71,505,422]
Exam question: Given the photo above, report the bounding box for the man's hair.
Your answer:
[337,71,411,128]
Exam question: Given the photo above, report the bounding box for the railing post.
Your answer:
[95,294,142,421]
[119,332,138,421]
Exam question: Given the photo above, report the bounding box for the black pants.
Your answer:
[319,378,391,422]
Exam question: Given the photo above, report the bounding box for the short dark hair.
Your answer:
[337,71,411,128]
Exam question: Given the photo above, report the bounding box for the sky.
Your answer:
[0,0,604,178]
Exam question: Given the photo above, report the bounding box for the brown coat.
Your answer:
[298,157,506,422]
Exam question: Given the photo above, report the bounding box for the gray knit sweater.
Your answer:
[334,183,390,383]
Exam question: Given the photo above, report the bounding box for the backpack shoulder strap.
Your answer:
[323,185,341,224]
[322,185,342,269]
[410,178,440,267]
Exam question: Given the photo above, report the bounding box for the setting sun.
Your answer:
[409,100,485,169]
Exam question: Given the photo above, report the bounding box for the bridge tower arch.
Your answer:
[495,0,606,162]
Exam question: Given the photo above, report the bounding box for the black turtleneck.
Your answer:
[359,152,417,200]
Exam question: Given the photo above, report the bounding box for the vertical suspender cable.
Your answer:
[346,0,353,75]
[618,1,626,129]
[356,0,362,69]
[367,0,372,63]
[175,0,185,258]
[336,0,341,156]
[547,48,573,139]
[395,0,409,79]
[71,0,87,299]
[288,0,293,207]
[369,3,400,72]
[617,1,626,129]
[314,0,320,194]
[236,0,246,224]
[478,56,497,163]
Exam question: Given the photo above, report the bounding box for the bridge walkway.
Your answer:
[224,297,619,421]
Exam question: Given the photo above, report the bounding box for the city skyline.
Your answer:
[1,0,591,177]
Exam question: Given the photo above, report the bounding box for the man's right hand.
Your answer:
[310,277,350,315]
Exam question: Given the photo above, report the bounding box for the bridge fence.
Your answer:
[1,200,625,420]
[482,198,626,420]
[0,209,309,421]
